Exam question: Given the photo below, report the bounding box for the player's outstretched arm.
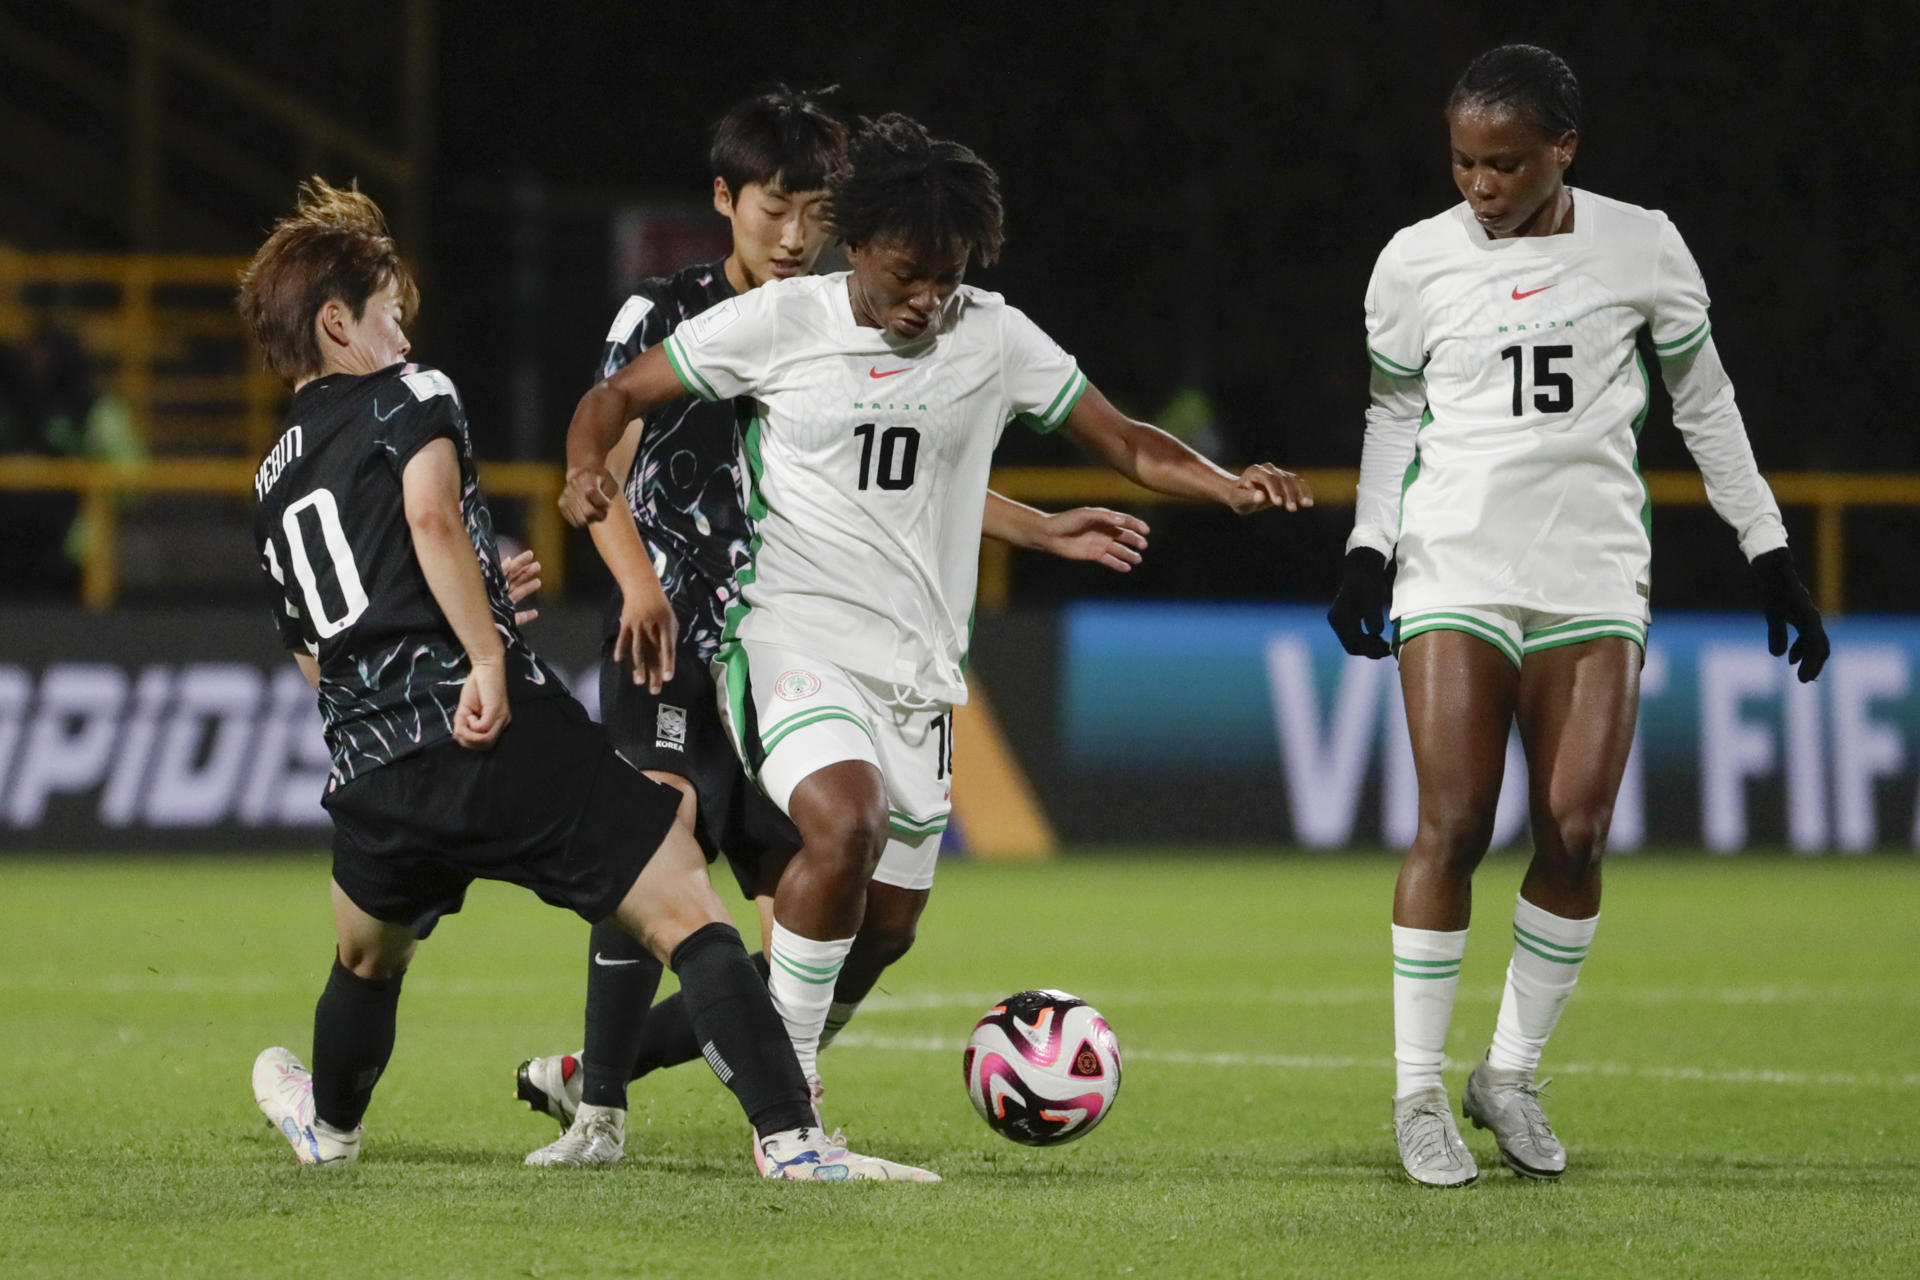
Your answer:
[591,420,678,692]
[1061,383,1312,515]
[561,345,690,527]
[981,491,1149,573]
[402,437,510,748]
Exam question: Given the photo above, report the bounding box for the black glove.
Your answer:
[1327,547,1392,659]
[1752,546,1829,682]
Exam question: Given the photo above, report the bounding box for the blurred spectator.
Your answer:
[0,322,142,596]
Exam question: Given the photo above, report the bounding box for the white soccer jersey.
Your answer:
[660,272,1087,705]
[1350,189,1786,619]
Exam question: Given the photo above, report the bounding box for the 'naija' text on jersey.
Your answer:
[661,273,1086,705]
[598,261,751,663]
[1356,189,1785,619]
[252,363,562,786]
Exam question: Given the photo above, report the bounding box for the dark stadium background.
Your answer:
[3,0,1910,609]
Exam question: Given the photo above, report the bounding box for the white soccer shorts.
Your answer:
[1394,604,1648,669]
[713,639,952,891]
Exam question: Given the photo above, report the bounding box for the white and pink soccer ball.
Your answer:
[962,989,1122,1146]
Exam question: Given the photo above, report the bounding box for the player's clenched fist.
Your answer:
[1227,463,1314,515]
[559,465,620,527]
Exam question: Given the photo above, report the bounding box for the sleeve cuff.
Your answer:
[661,333,721,401]
[1739,519,1790,561]
[1026,368,1088,433]
[1366,344,1423,379]
[1345,528,1396,557]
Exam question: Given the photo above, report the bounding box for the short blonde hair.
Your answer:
[237,177,418,384]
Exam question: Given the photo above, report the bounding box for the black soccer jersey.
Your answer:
[597,260,752,664]
[252,362,563,787]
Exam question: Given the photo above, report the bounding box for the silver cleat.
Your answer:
[1462,1059,1566,1179]
[1394,1085,1478,1187]
[525,1102,625,1166]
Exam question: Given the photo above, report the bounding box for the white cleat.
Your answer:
[1462,1058,1567,1180]
[524,1102,625,1166]
[1393,1085,1477,1188]
[755,1126,940,1183]
[515,1051,583,1130]
[252,1046,360,1167]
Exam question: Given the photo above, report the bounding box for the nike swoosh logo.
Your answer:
[869,366,911,379]
[1511,283,1558,300]
[593,953,641,967]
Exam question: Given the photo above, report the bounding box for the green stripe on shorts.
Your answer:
[888,809,949,839]
[1521,618,1647,654]
[759,709,873,756]
[1395,611,1523,669]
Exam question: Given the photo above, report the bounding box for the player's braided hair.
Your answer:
[238,176,418,384]
[711,85,848,198]
[827,113,1005,266]
[1448,44,1582,139]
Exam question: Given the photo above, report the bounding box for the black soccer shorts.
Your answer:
[599,638,800,900]
[324,693,683,937]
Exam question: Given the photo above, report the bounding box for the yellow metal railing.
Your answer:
[0,248,283,454]
[0,456,565,609]
[2,459,1910,615]
[977,466,1919,617]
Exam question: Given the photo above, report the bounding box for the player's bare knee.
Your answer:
[337,940,414,981]
[800,804,889,882]
[1538,804,1613,876]
[1414,806,1498,872]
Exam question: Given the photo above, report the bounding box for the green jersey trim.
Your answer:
[720,416,769,644]
[1394,406,1435,538]
[661,333,721,401]
[1367,343,1424,378]
[1016,367,1089,435]
[1652,318,1711,360]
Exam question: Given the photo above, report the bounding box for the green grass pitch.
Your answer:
[2,851,1916,1278]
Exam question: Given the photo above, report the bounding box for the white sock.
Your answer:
[819,999,861,1049]
[766,923,853,1081]
[1487,895,1598,1075]
[1392,923,1468,1099]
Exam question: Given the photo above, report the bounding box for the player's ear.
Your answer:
[1556,131,1578,170]
[713,177,735,219]
[315,298,351,351]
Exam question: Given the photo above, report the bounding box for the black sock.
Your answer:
[631,951,770,1081]
[670,925,812,1136]
[582,917,664,1110]
[311,957,404,1131]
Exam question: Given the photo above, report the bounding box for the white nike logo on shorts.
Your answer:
[593,953,642,967]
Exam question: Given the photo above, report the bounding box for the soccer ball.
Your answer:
[962,989,1121,1146]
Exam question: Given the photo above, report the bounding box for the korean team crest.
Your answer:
[655,704,688,750]
[775,669,822,701]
